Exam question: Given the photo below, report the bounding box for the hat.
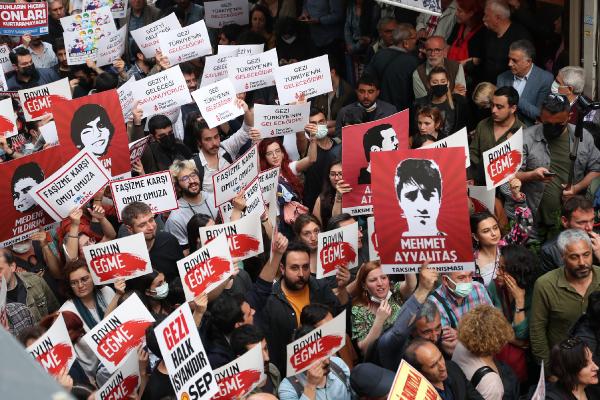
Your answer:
[350,363,395,397]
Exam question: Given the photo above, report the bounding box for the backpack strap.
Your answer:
[191,153,205,191]
[471,366,495,388]
[287,360,350,398]
[431,291,458,329]
[288,375,304,398]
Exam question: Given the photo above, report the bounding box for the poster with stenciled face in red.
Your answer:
[53,89,130,178]
[341,110,409,216]
[371,147,474,274]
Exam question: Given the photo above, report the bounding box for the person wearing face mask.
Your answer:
[551,66,585,124]
[141,115,193,174]
[128,270,174,317]
[15,34,58,69]
[7,47,60,91]
[515,95,600,239]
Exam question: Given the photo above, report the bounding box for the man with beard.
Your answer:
[260,241,349,375]
[530,229,600,367]
[141,114,193,173]
[124,42,155,81]
[7,48,60,90]
[164,160,217,251]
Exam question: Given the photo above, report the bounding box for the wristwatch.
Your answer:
[515,306,526,313]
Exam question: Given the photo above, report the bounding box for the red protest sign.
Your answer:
[213,344,265,400]
[316,222,359,278]
[482,129,523,190]
[0,2,49,36]
[199,212,264,260]
[95,353,140,400]
[27,314,75,376]
[18,78,71,121]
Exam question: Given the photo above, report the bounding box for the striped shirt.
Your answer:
[428,281,492,328]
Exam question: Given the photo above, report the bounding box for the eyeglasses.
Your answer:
[560,337,583,350]
[265,148,282,158]
[329,172,343,178]
[70,275,91,287]
[425,48,444,54]
[179,172,199,184]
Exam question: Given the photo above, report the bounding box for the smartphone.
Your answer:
[543,171,557,177]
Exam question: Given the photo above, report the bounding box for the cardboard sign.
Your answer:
[387,360,442,400]
[178,234,234,301]
[316,222,359,279]
[192,78,243,129]
[227,48,278,94]
[26,314,75,377]
[128,136,150,166]
[30,149,112,222]
[0,147,63,247]
[259,167,279,206]
[204,0,249,29]
[213,344,265,400]
[274,55,333,105]
[39,121,59,145]
[0,97,18,137]
[422,127,470,168]
[155,303,218,400]
[110,171,179,221]
[371,147,474,274]
[82,233,152,285]
[61,7,117,65]
[0,45,11,72]
[341,110,410,216]
[367,216,379,261]
[158,20,212,66]
[130,13,182,58]
[132,65,192,119]
[530,363,545,400]
[211,144,259,206]
[201,54,231,88]
[95,352,140,400]
[218,44,264,57]
[53,89,130,178]
[0,2,48,36]
[467,185,495,213]
[82,294,155,373]
[117,76,135,122]
[200,212,264,261]
[83,0,128,19]
[96,25,127,67]
[18,78,72,121]
[482,128,523,190]
[286,310,346,377]
[218,178,265,223]
[0,65,7,91]
[254,103,310,138]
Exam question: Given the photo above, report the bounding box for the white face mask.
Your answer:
[315,124,328,139]
[151,282,169,300]
[282,35,297,44]
[12,241,32,254]
[370,290,392,303]
[551,80,561,95]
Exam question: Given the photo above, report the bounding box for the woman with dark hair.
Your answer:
[470,211,503,286]
[127,270,173,317]
[186,213,215,254]
[249,4,275,49]
[70,103,115,157]
[312,158,343,228]
[571,291,600,369]
[547,337,599,399]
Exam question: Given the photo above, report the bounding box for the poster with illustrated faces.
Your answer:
[53,89,131,178]
[371,147,474,274]
[0,146,62,247]
[341,110,409,216]
[82,0,128,20]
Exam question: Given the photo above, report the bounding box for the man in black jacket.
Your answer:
[404,339,484,400]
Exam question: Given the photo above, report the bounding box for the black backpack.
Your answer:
[471,360,520,400]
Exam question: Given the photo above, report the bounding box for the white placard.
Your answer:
[110,171,179,221]
[130,13,182,58]
[82,294,155,373]
[367,216,379,261]
[132,65,193,119]
[211,144,259,206]
[259,167,279,206]
[18,78,72,121]
[200,212,264,261]
[0,65,7,91]
[158,20,212,66]
[467,185,495,213]
[316,222,359,279]
[96,25,127,67]
[26,315,75,377]
[0,44,12,73]
[82,233,152,285]
[218,44,264,57]
[482,128,523,190]
[155,303,218,400]
[254,103,310,137]
[117,76,136,122]
[530,363,545,400]
[82,0,129,19]
[274,55,333,105]
[192,78,243,129]
[95,352,140,400]
[227,48,277,93]
[218,177,265,223]
[0,97,18,138]
[201,54,231,88]
[178,234,234,301]
[377,0,442,16]
[204,0,249,29]
[423,127,470,167]
[39,121,58,145]
[212,344,265,400]
[30,149,112,221]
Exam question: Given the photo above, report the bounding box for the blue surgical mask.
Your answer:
[551,81,561,95]
[151,282,169,300]
[446,276,473,298]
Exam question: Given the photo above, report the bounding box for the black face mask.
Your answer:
[20,65,36,77]
[430,84,447,98]
[542,123,567,140]
[158,134,176,151]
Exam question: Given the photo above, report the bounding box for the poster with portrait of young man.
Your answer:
[341,110,409,216]
[371,147,474,274]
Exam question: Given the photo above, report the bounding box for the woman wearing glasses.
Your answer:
[547,337,599,400]
[313,158,347,229]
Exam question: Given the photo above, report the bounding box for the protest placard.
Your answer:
[483,128,523,190]
[422,127,470,167]
[61,7,117,65]
[39,121,58,145]
[205,0,249,29]
[227,48,278,93]
[192,78,243,129]
[83,233,152,285]
[211,144,259,205]
[371,147,474,274]
[0,97,18,137]
[132,65,192,119]
[155,303,218,400]
[178,235,234,301]
[0,147,62,247]
[367,216,379,261]
[316,222,359,279]
[530,363,545,400]
[200,212,264,261]
[387,360,442,400]
[26,314,75,377]
[53,89,130,178]
[213,344,265,400]
[110,171,179,220]
[30,149,112,222]
[286,310,346,377]
[0,278,7,331]
[158,20,212,66]
[201,54,232,87]
[254,103,310,138]
[0,2,48,36]
[467,185,495,213]
[129,136,150,166]
[218,178,265,223]
[82,293,155,373]
[377,0,441,16]
[95,352,140,400]
[83,0,128,19]
[0,65,7,91]
[96,25,127,67]
[0,44,12,72]
[117,76,135,122]
[342,110,409,216]
[218,44,264,57]
[259,167,279,206]
[130,13,181,58]
[18,78,72,121]
[274,55,333,105]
